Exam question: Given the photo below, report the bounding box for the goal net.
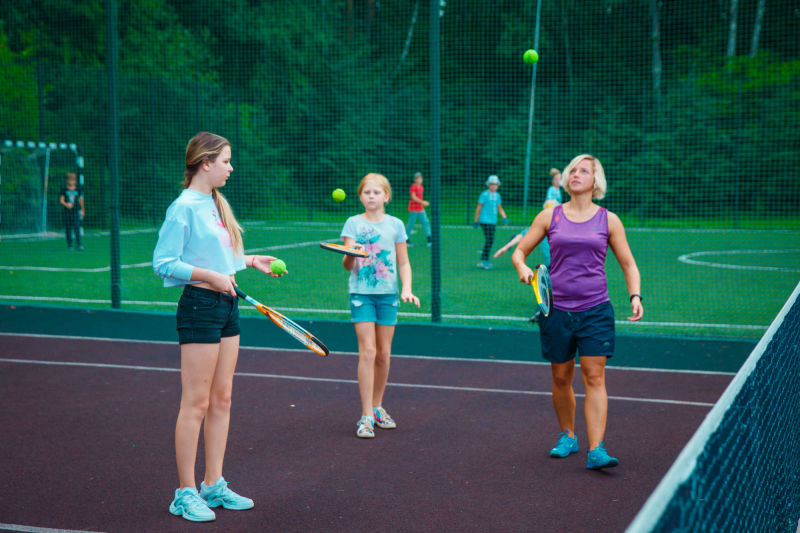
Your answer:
[0,140,83,238]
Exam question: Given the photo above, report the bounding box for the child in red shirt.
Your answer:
[405,172,431,247]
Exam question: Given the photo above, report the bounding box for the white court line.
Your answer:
[0,524,105,533]
[0,332,737,376]
[0,296,769,331]
[0,356,716,408]
[0,241,322,272]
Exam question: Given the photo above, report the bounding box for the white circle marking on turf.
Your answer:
[678,249,800,273]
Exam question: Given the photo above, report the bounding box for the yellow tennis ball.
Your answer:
[523,49,539,65]
[332,188,346,202]
[270,259,286,275]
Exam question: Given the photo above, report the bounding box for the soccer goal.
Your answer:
[0,139,84,238]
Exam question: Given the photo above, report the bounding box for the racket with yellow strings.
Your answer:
[529,264,553,317]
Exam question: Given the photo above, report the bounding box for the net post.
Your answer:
[429,0,442,323]
[106,0,122,309]
[522,0,542,221]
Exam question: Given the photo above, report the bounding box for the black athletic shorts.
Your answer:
[538,300,615,363]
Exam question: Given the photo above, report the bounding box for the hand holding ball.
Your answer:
[270,259,287,275]
[332,188,346,202]
[523,49,539,65]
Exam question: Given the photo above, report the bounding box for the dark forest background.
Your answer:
[1,0,798,229]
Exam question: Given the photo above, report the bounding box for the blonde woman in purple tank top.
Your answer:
[511,154,643,470]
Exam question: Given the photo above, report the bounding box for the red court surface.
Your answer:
[0,334,733,533]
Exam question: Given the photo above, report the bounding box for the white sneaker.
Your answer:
[373,407,397,429]
[356,416,375,438]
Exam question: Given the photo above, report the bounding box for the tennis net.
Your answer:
[627,281,800,533]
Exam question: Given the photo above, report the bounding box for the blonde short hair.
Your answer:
[549,168,560,177]
[562,154,606,200]
[358,173,392,204]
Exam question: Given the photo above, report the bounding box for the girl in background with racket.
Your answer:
[341,173,420,439]
[511,154,643,470]
[153,132,283,521]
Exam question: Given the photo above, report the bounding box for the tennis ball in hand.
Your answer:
[270,259,287,275]
[523,49,539,65]
[332,188,346,202]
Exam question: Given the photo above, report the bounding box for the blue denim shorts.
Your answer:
[349,293,399,326]
[176,285,240,344]
[538,300,615,363]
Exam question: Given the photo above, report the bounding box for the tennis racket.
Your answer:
[319,242,368,257]
[234,287,329,357]
[529,264,553,317]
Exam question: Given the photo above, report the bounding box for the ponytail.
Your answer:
[185,132,244,255]
[212,189,243,255]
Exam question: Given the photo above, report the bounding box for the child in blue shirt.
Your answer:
[497,169,563,265]
[341,173,420,439]
[473,175,508,270]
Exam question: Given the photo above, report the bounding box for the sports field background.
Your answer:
[1,1,799,341]
[2,221,797,339]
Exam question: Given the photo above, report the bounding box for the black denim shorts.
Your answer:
[176,285,240,345]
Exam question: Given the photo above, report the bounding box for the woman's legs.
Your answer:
[550,360,577,436]
[579,356,608,450]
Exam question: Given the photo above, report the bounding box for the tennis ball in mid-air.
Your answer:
[270,259,287,275]
[523,49,539,65]
[332,188,346,202]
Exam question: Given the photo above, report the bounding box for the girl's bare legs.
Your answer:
[175,343,222,489]
[203,335,240,485]
[372,324,396,408]
[354,322,378,417]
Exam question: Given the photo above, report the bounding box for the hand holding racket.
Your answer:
[234,287,329,356]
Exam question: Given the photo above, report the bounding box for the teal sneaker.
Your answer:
[586,442,619,470]
[169,487,216,522]
[200,477,254,510]
[550,431,579,458]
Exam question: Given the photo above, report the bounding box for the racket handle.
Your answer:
[234,286,247,299]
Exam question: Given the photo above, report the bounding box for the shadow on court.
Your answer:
[0,335,732,533]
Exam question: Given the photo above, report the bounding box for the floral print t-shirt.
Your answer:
[341,214,407,295]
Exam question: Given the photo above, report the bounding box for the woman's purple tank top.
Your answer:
[548,204,610,312]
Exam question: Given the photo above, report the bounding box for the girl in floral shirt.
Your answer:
[341,173,420,439]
